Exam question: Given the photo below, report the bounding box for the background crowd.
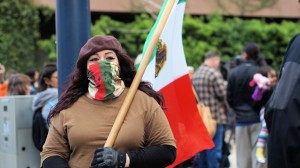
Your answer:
[0,38,297,168]
[177,42,279,168]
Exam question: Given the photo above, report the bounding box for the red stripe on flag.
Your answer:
[160,74,214,167]
[92,63,107,100]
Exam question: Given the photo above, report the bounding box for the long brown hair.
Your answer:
[48,50,164,121]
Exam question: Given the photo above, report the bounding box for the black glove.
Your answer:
[90,147,126,168]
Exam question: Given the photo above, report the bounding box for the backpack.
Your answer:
[32,107,49,151]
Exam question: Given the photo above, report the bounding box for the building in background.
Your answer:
[33,0,300,19]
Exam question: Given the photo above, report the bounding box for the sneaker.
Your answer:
[256,147,266,163]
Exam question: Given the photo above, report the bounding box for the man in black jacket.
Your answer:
[227,43,263,168]
[265,33,300,168]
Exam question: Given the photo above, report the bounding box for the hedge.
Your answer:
[39,14,300,71]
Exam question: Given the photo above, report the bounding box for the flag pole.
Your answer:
[104,0,176,147]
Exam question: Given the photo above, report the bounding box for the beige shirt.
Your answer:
[41,88,175,168]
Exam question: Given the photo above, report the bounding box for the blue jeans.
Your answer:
[193,124,224,168]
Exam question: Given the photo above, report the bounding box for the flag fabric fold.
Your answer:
[138,0,214,167]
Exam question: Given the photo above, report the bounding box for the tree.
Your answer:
[92,14,154,58]
[39,13,299,71]
[0,0,40,72]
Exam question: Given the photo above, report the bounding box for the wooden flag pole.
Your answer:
[104,0,176,147]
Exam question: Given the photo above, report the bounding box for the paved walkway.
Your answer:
[228,143,236,168]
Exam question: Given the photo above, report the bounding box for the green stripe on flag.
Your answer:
[178,0,186,4]
[136,0,169,70]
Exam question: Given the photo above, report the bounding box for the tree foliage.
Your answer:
[0,0,40,72]
[37,35,56,61]
[92,14,154,57]
[39,14,300,71]
[182,14,299,70]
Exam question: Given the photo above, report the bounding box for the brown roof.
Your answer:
[33,0,300,18]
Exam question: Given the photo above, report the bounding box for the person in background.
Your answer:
[42,98,58,125]
[41,35,176,168]
[0,64,17,97]
[265,33,300,168]
[229,55,243,70]
[227,43,263,168]
[7,73,31,96]
[32,63,58,151]
[25,68,39,95]
[0,63,5,83]
[249,65,277,164]
[32,63,58,114]
[0,63,6,96]
[192,51,226,168]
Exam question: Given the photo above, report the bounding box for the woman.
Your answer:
[7,73,31,95]
[25,68,39,95]
[41,35,176,168]
[32,63,58,151]
[32,63,58,114]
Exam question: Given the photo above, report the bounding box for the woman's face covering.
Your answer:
[87,50,119,69]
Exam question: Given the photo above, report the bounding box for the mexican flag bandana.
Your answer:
[87,61,125,101]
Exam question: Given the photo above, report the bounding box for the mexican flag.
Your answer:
[137,0,214,166]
